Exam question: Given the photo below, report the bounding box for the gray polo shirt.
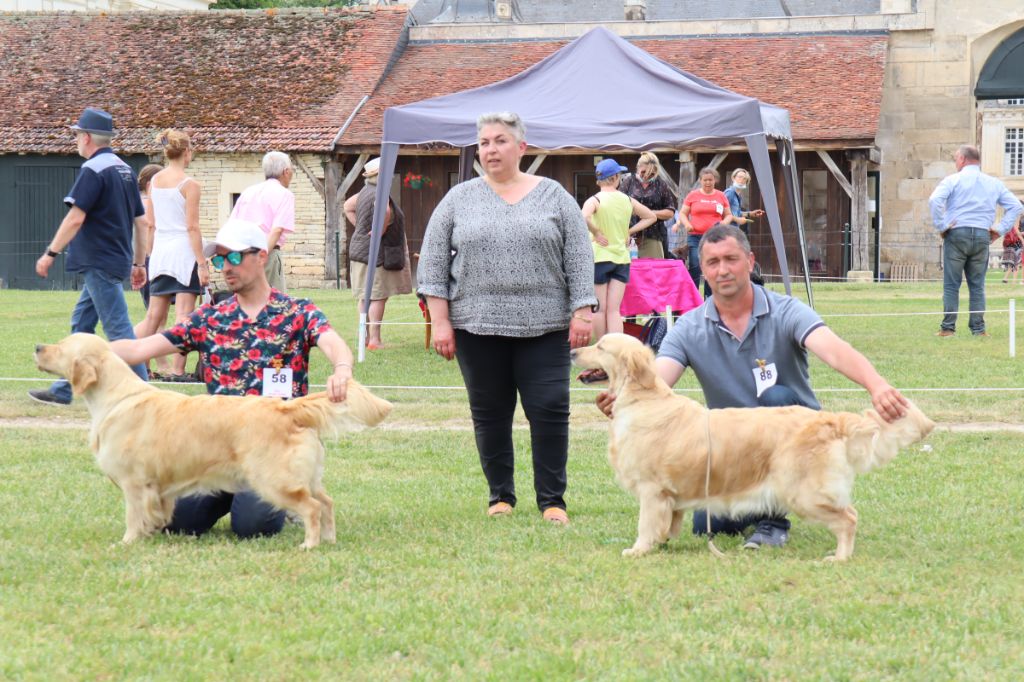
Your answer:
[658,285,825,409]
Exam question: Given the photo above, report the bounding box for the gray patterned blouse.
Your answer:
[417,176,598,337]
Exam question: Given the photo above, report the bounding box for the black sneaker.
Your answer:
[27,388,71,406]
[743,520,788,549]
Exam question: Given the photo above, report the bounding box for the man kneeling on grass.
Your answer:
[597,224,909,549]
[110,218,355,540]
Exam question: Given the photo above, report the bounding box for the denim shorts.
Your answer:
[594,261,630,285]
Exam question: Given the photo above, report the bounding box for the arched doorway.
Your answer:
[975,27,1024,188]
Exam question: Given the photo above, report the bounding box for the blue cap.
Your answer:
[595,158,628,181]
[69,107,116,136]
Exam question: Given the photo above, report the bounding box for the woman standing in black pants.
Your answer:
[417,112,597,525]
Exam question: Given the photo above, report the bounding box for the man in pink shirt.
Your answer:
[229,151,295,291]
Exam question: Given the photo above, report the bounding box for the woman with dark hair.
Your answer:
[620,151,677,259]
[133,162,172,378]
[675,166,735,293]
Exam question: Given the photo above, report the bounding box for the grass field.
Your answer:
[1,279,1023,679]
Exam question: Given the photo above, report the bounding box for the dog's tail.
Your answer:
[843,400,935,473]
[283,380,392,437]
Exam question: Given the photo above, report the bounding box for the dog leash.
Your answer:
[704,410,727,559]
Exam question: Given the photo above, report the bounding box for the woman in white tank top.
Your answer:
[135,129,208,380]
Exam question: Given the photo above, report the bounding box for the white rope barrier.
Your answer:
[6,376,1024,394]
[364,306,1019,325]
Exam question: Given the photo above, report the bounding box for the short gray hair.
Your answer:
[262,151,292,180]
[476,112,526,143]
[957,145,980,162]
[90,133,112,148]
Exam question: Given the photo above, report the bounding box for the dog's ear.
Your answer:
[623,345,656,390]
[69,357,98,396]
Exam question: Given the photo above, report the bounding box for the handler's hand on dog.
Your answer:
[327,369,350,403]
[869,382,909,422]
[596,390,615,419]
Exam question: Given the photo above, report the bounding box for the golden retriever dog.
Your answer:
[572,333,934,561]
[35,333,392,549]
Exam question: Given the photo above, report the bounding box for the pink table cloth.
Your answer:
[620,258,702,316]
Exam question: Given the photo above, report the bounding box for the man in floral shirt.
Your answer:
[175,290,330,398]
[111,219,354,540]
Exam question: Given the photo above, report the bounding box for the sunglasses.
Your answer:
[210,248,260,271]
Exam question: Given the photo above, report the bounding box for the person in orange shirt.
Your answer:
[675,167,735,295]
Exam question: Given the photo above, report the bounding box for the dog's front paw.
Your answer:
[622,544,653,558]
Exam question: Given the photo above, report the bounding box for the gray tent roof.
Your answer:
[382,26,791,150]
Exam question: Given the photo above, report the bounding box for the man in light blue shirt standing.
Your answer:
[928,145,1023,336]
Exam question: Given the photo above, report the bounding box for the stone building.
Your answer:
[1,1,1021,289]
[376,0,1024,281]
[876,1,1024,275]
[0,7,408,289]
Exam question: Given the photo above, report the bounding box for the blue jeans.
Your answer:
[941,228,990,334]
[686,233,703,297]
[50,268,147,402]
[166,491,286,539]
[692,384,812,536]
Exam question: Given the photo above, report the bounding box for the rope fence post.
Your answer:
[1011,299,1016,359]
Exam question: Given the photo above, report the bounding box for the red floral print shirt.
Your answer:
[162,290,331,398]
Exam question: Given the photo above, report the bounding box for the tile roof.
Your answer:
[0,7,408,154]
[340,33,888,147]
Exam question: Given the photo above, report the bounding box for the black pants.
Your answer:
[454,329,570,512]
[166,491,285,539]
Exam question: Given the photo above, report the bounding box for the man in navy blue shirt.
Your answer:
[30,107,149,405]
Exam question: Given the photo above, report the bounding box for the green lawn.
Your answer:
[1,279,1023,679]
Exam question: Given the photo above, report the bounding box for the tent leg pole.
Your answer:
[357,312,367,363]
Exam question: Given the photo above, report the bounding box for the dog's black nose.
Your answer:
[35,344,43,353]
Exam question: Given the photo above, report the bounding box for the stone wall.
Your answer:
[185,152,333,289]
[876,2,1024,276]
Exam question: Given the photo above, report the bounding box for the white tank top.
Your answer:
[148,178,198,287]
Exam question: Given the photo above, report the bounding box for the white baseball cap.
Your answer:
[202,219,269,258]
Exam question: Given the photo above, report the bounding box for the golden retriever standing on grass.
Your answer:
[35,333,392,549]
[572,334,934,561]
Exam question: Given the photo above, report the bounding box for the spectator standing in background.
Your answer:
[229,151,296,291]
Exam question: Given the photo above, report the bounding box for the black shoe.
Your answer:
[743,520,788,549]
[27,388,70,406]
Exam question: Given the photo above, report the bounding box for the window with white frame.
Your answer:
[1007,98,1024,106]
[1006,128,1024,176]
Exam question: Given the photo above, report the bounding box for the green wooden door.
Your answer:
[0,154,149,290]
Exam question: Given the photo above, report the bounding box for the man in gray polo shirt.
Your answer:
[598,224,908,549]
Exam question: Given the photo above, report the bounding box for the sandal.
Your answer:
[577,368,608,384]
[542,507,570,526]
[487,502,513,517]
